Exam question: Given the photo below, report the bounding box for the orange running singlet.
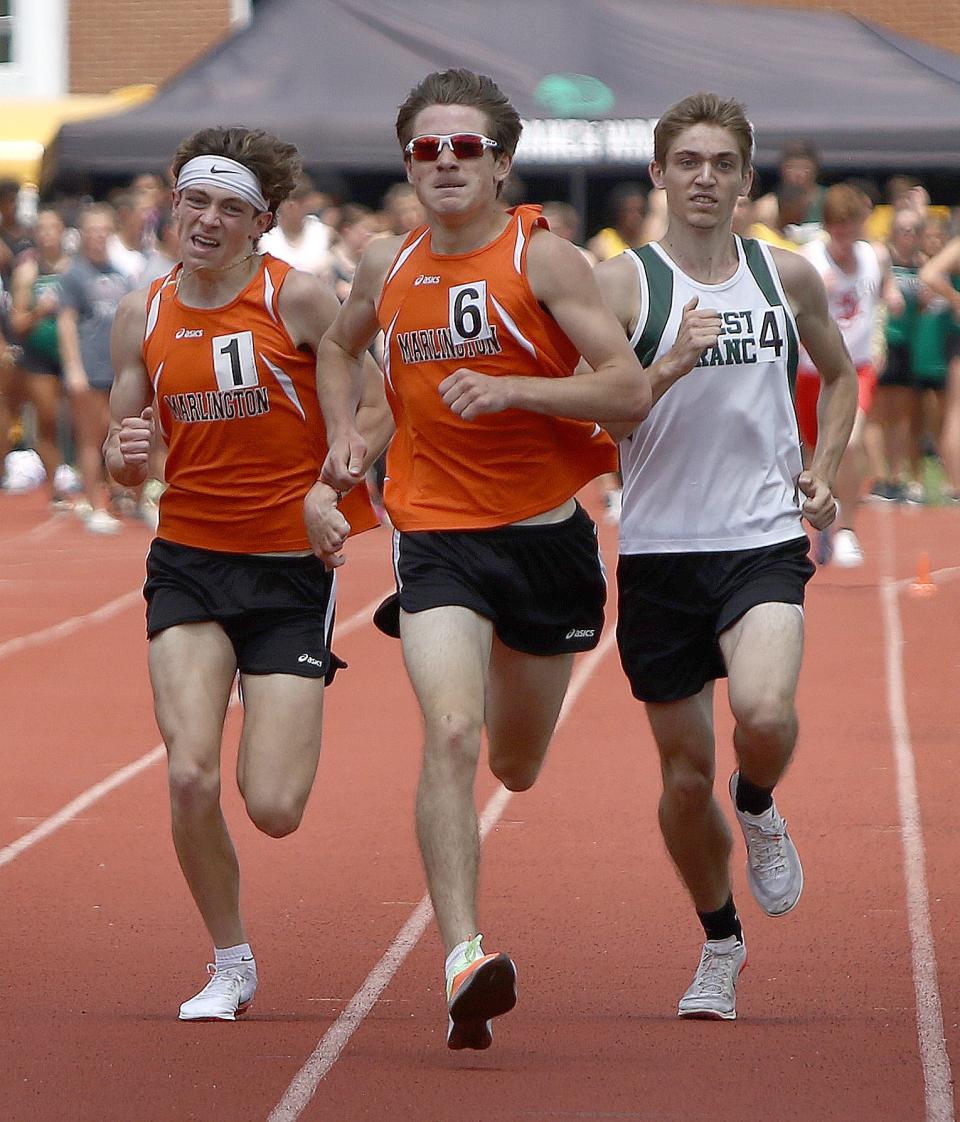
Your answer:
[377,205,617,531]
[143,254,377,552]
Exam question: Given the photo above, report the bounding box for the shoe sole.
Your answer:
[447,954,517,1050]
[179,999,253,1022]
[677,953,748,1021]
[677,1005,738,1021]
[729,772,804,917]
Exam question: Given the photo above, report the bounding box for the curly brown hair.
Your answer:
[171,126,302,217]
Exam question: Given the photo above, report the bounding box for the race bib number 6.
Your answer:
[448,281,492,347]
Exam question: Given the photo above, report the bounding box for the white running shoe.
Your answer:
[729,771,804,916]
[677,935,747,1020]
[831,528,864,567]
[178,961,257,1021]
[83,508,122,535]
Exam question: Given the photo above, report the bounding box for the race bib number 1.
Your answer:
[212,330,258,391]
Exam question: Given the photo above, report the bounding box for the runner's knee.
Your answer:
[490,758,541,792]
[660,757,714,807]
[167,759,221,819]
[245,792,306,838]
[425,711,483,765]
[734,697,797,747]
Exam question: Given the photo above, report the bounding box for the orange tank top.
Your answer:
[143,254,377,552]
[377,205,616,531]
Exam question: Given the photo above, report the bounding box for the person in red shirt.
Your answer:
[315,68,710,1050]
[105,126,391,1022]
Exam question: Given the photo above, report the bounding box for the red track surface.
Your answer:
[1,489,957,1122]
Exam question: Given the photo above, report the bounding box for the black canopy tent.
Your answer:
[46,0,960,203]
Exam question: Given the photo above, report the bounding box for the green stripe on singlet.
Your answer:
[630,245,674,367]
[741,236,799,393]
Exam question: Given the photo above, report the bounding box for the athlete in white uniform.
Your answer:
[593,93,858,1021]
[796,183,899,566]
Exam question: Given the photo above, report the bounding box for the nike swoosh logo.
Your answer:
[209,165,235,174]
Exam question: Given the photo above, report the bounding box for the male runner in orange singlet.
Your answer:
[105,126,391,1021]
[314,69,713,1050]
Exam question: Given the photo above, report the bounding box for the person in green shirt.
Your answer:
[865,213,921,502]
[7,207,72,506]
[918,225,960,503]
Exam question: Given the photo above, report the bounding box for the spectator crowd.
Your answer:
[2,141,960,548]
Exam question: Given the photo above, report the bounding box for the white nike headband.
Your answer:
[175,155,270,212]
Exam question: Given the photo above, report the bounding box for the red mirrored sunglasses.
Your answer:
[404,133,500,162]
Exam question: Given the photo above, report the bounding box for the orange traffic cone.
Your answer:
[910,551,936,597]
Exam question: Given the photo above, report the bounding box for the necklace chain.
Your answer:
[175,252,256,296]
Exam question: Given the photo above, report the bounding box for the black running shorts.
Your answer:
[878,341,913,389]
[616,536,815,703]
[375,502,606,655]
[144,538,343,682]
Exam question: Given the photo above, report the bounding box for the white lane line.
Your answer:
[0,745,166,869]
[0,513,65,550]
[267,629,617,1122]
[0,588,143,663]
[0,594,387,870]
[878,513,955,1122]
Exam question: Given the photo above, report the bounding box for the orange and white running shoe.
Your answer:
[445,934,517,1050]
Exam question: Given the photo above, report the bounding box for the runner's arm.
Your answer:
[279,268,394,492]
[589,253,723,429]
[775,248,857,510]
[104,287,153,486]
[919,236,960,317]
[315,236,400,491]
[279,267,394,568]
[438,232,651,425]
[56,304,88,393]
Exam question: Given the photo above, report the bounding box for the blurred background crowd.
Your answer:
[3,134,960,538]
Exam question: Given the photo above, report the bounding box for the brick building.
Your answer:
[706,0,960,58]
[0,1,247,100]
[68,0,245,94]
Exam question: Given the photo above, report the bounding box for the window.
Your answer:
[0,0,12,66]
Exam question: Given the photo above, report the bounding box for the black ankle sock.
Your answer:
[735,773,774,815]
[697,895,742,943]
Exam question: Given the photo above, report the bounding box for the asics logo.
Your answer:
[566,628,595,640]
[175,328,204,339]
[298,653,323,667]
[414,275,441,286]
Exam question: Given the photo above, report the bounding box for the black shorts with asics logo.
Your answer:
[375,502,607,656]
[144,538,343,683]
[617,536,815,703]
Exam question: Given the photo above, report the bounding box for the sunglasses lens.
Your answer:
[450,135,486,159]
[410,137,442,161]
[408,134,494,161]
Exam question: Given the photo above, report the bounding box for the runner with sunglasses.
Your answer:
[105,126,392,1021]
[314,69,711,1050]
